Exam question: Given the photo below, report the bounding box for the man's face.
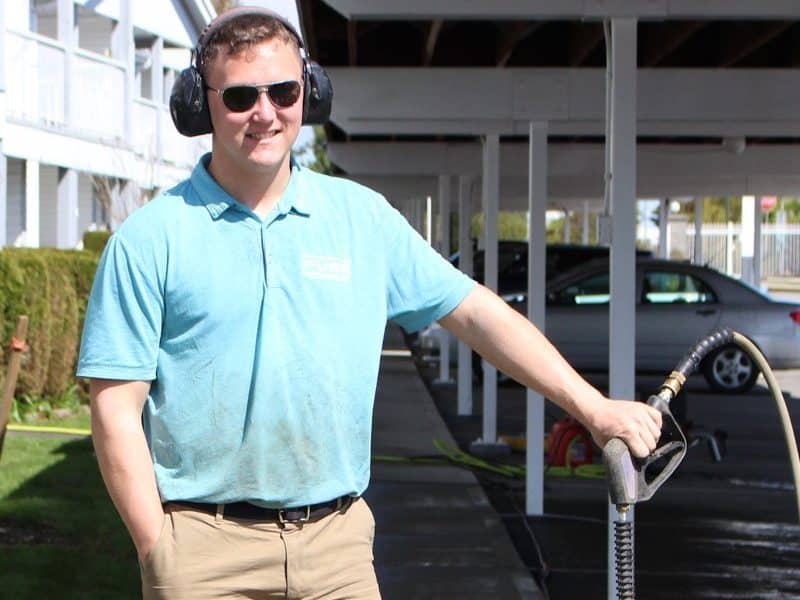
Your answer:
[205,38,304,179]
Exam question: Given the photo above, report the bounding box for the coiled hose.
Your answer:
[612,328,800,600]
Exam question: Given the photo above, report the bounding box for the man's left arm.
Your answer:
[439,284,662,458]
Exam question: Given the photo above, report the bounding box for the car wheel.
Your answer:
[701,344,759,394]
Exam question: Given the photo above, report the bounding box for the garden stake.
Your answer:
[0,316,30,457]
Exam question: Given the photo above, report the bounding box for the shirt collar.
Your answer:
[190,153,311,221]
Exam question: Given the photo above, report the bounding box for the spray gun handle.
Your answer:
[603,394,688,507]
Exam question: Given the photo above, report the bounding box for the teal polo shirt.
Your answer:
[77,154,474,507]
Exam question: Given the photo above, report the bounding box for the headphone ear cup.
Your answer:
[302,60,333,125]
[169,67,213,137]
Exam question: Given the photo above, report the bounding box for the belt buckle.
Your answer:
[278,505,311,524]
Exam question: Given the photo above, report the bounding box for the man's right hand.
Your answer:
[135,512,166,563]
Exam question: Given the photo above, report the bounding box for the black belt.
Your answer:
[173,495,356,524]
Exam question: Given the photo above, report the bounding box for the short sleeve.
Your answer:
[76,234,164,380]
[381,202,475,333]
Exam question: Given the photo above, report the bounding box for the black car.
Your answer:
[450,242,653,294]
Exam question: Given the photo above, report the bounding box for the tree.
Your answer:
[471,212,529,242]
[296,126,335,175]
[210,0,234,13]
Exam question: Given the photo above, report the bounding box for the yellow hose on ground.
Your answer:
[6,424,91,436]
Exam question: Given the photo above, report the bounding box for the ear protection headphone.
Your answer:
[169,6,333,137]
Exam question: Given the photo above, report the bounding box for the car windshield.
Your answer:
[641,271,717,304]
[549,273,610,305]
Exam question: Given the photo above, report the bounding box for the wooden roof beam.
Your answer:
[568,23,604,66]
[640,21,706,66]
[496,22,542,67]
[719,21,793,66]
[347,20,358,65]
[423,19,444,66]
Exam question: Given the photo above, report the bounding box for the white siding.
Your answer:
[39,164,58,247]
[6,158,25,245]
[5,0,30,31]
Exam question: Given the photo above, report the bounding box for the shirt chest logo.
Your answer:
[300,254,352,283]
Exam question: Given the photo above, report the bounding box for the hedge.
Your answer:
[0,248,100,399]
[83,230,112,254]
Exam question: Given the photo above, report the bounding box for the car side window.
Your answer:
[549,273,609,305]
[641,271,717,304]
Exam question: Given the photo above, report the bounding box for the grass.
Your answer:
[0,425,141,598]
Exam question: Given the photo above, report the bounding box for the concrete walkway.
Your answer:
[366,327,543,599]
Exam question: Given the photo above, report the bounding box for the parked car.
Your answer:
[418,258,800,393]
[450,242,652,294]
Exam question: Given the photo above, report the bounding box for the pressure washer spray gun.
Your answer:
[602,329,766,600]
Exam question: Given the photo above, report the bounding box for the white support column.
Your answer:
[582,200,590,245]
[563,209,571,242]
[24,160,40,248]
[457,175,474,416]
[741,195,756,286]
[0,150,6,247]
[480,134,500,445]
[658,198,669,258]
[607,18,638,600]
[436,175,453,385]
[438,175,451,257]
[58,0,76,126]
[425,195,433,245]
[414,197,425,236]
[754,198,762,288]
[113,0,135,142]
[694,198,704,264]
[527,121,548,516]
[57,167,79,249]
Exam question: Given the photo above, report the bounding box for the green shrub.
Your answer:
[0,249,99,400]
[82,230,112,254]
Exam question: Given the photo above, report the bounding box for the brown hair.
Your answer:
[199,13,302,78]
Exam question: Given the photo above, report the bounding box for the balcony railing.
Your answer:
[132,98,159,157]
[161,107,208,167]
[73,47,125,140]
[5,30,66,126]
[4,28,207,168]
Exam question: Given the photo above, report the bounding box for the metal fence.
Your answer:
[682,223,800,278]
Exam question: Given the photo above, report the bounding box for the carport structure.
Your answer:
[296,2,800,597]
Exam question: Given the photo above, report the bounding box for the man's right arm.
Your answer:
[90,378,163,562]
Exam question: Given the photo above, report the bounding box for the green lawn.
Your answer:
[0,425,141,598]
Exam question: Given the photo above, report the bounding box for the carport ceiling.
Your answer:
[299,0,800,146]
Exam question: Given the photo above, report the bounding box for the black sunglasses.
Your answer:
[206,80,302,112]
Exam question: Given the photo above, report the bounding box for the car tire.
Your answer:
[701,344,759,394]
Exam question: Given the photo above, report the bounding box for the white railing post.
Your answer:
[113,0,134,142]
[457,175,473,416]
[57,0,76,127]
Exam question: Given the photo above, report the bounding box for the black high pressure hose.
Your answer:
[607,328,800,600]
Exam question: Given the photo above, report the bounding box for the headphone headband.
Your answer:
[194,7,306,73]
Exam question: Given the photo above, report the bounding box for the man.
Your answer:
[78,7,661,600]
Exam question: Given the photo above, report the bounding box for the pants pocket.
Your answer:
[140,507,175,582]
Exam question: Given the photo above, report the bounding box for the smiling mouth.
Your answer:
[246,131,279,141]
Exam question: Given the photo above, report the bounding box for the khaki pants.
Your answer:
[140,497,381,600]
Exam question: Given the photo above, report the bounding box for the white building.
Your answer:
[0,0,215,248]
